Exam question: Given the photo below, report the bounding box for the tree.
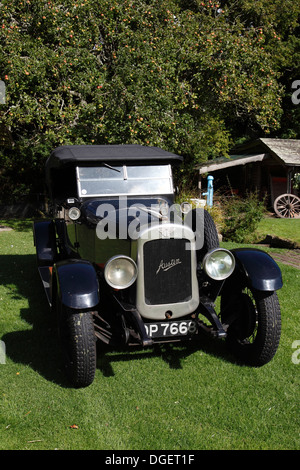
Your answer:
[0,0,298,200]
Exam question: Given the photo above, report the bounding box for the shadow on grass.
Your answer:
[96,330,235,378]
[1,253,70,387]
[0,218,34,232]
[1,252,236,387]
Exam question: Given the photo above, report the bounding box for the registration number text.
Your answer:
[145,320,197,338]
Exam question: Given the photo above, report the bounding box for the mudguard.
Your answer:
[33,220,57,266]
[53,259,100,309]
[231,248,283,291]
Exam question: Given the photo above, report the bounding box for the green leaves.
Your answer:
[0,0,298,200]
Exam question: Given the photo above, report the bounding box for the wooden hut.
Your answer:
[195,138,300,217]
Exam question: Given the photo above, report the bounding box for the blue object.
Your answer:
[202,175,214,207]
[231,248,283,291]
[54,260,100,309]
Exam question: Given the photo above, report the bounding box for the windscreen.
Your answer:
[76,164,173,197]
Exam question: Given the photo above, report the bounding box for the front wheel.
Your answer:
[185,208,219,263]
[221,288,281,366]
[58,303,97,387]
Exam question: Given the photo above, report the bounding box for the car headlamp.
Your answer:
[68,207,81,221]
[203,248,235,281]
[104,255,138,289]
[159,200,169,217]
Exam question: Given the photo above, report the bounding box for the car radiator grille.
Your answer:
[143,238,192,305]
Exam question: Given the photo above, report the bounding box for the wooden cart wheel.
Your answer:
[274,193,300,218]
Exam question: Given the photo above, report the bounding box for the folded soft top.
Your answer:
[46,144,183,168]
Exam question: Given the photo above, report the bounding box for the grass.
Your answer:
[256,217,300,245]
[0,225,299,450]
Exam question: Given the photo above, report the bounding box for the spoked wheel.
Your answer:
[221,288,281,366]
[274,193,300,218]
[57,301,97,387]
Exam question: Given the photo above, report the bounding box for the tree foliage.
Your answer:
[0,0,299,200]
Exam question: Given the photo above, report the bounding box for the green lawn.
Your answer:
[0,226,299,450]
[256,217,300,245]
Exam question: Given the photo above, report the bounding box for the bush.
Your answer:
[220,192,266,243]
[206,204,225,236]
[175,189,265,243]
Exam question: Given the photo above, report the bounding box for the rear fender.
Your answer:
[231,248,283,291]
[53,259,100,309]
[33,220,57,266]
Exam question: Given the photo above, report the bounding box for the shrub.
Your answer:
[220,192,266,243]
[206,204,225,236]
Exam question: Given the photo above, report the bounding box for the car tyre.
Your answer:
[201,209,219,253]
[222,288,281,366]
[186,209,219,263]
[58,304,97,387]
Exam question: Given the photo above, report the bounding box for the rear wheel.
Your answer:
[221,288,281,366]
[57,302,97,387]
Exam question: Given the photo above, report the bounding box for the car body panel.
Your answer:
[33,220,57,266]
[53,259,100,310]
[232,248,283,291]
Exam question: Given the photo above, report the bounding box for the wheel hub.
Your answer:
[235,293,257,340]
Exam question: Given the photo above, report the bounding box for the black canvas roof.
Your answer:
[46,144,183,169]
[45,145,183,199]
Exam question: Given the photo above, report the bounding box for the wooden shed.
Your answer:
[196,138,300,217]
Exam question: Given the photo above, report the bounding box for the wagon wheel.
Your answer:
[274,193,300,218]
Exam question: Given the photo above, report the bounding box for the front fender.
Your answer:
[53,259,99,309]
[231,248,283,291]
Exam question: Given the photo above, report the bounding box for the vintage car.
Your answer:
[33,145,283,387]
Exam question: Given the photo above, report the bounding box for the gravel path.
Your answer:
[270,250,300,270]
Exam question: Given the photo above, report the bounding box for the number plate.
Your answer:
[144,320,198,338]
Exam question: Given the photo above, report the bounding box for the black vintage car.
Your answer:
[33,145,282,387]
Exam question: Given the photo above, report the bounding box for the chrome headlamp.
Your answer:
[104,255,138,289]
[203,248,235,281]
[68,206,81,221]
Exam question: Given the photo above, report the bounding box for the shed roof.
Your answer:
[196,153,266,174]
[259,138,300,166]
[196,138,300,174]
